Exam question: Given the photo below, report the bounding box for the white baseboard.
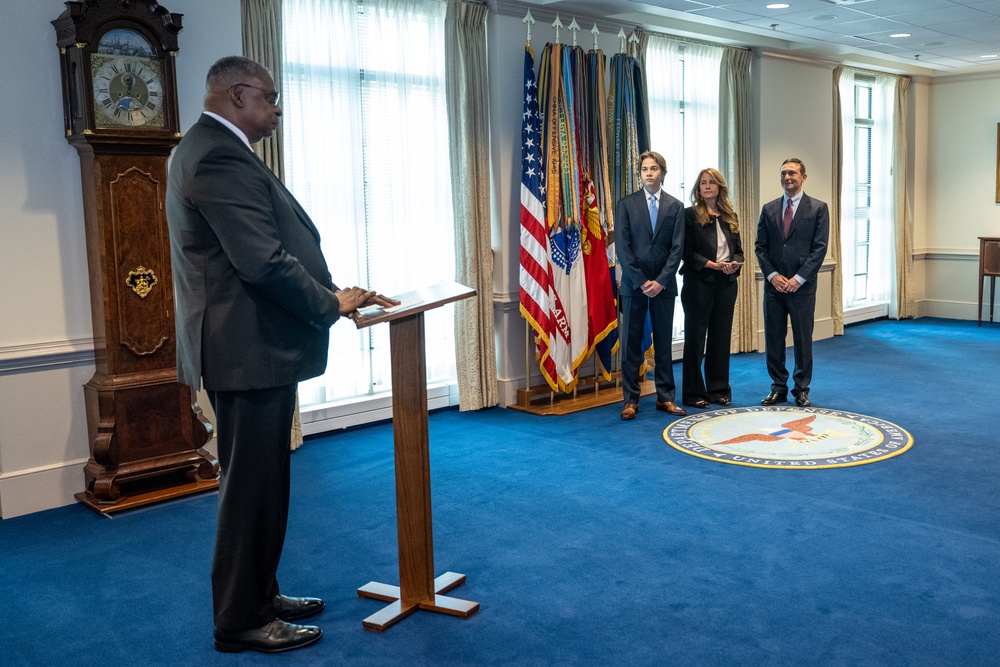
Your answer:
[497,377,520,408]
[843,303,888,326]
[916,299,979,321]
[0,458,89,519]
[299,383,460,436]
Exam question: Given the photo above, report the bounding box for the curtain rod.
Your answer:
[838,64,909,80]
[643,28,749,53]
[496,2,748,53]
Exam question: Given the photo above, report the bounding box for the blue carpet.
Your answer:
[1,318,998,666]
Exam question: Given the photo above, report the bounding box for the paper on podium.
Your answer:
[351,282,476,329]
[356,297,417,319]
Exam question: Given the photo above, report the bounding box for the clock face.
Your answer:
[91,53,166,129]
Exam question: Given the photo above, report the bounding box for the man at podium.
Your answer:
[166,56,395,654]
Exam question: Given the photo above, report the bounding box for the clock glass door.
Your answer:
[91,28,165,129]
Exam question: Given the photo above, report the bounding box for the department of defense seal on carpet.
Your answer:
[663,406,912,469]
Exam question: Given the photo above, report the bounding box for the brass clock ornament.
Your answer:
[53,0,218,514]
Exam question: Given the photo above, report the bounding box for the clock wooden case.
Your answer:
[53,0,218,513]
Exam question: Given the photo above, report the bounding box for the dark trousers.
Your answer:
[208,384,298,632]
[620,289,677,404]
[681,274,737,403]
[763,287,816,396]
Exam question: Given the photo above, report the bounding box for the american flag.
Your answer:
[518,46,557,390]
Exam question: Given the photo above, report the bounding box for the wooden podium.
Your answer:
[353,281,480,631]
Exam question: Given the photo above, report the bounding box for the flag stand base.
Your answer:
[508,374,654,416]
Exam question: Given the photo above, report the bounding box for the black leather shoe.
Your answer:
[760,391,787,406]
[274,594,325,621]
[684,399,710,409]
[716,397,732,406]
[214,619,322,654]
[795,394,811,407]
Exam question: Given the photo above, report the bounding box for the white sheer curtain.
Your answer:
[645,36,722,199]
[282,0,456,407]
[643,35,723,340]
[838,70,894,308]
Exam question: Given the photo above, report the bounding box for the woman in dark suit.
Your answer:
[680,168,744,408]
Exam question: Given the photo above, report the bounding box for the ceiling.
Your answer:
[506,0,1000,74]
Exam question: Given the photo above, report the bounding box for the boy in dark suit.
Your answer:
[615,151,686,420]
[754,158,829,407]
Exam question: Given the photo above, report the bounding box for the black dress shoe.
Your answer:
[760,391,787,406]
[274,594,325,621]
[715,397,732,407]
[795,394,811,407]
[684,399,710,409]
[214,619,322,654]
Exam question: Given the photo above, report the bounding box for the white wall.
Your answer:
[756,52,838,345]
[756,53,835,211]
[0,0,241,518]
[919,72,1000,320]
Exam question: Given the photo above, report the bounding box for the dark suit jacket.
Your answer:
[615,188,685,297]
[754,193,829,296]
[166,114,341,391]
[680,207,744,283]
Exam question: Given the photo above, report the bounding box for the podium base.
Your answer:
[358,571,479,632]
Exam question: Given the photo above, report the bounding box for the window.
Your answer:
[644,36,723,344]
[281,0,457,417]
[838,71,894,319]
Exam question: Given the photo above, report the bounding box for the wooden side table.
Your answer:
[979,237,1000,326]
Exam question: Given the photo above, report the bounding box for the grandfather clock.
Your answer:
[53,0,218,513]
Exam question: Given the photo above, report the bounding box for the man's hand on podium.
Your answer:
[336,287,401,318]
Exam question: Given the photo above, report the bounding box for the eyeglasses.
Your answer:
[231,82,280,106]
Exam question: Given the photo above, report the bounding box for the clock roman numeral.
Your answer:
[145,100,158,111]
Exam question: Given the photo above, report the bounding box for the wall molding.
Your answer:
[493,291,518,306]
[927,66,1000,85]
[0,338,95,373]
[913,248,978,261]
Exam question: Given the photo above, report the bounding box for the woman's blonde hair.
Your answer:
[689,167,738,233]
